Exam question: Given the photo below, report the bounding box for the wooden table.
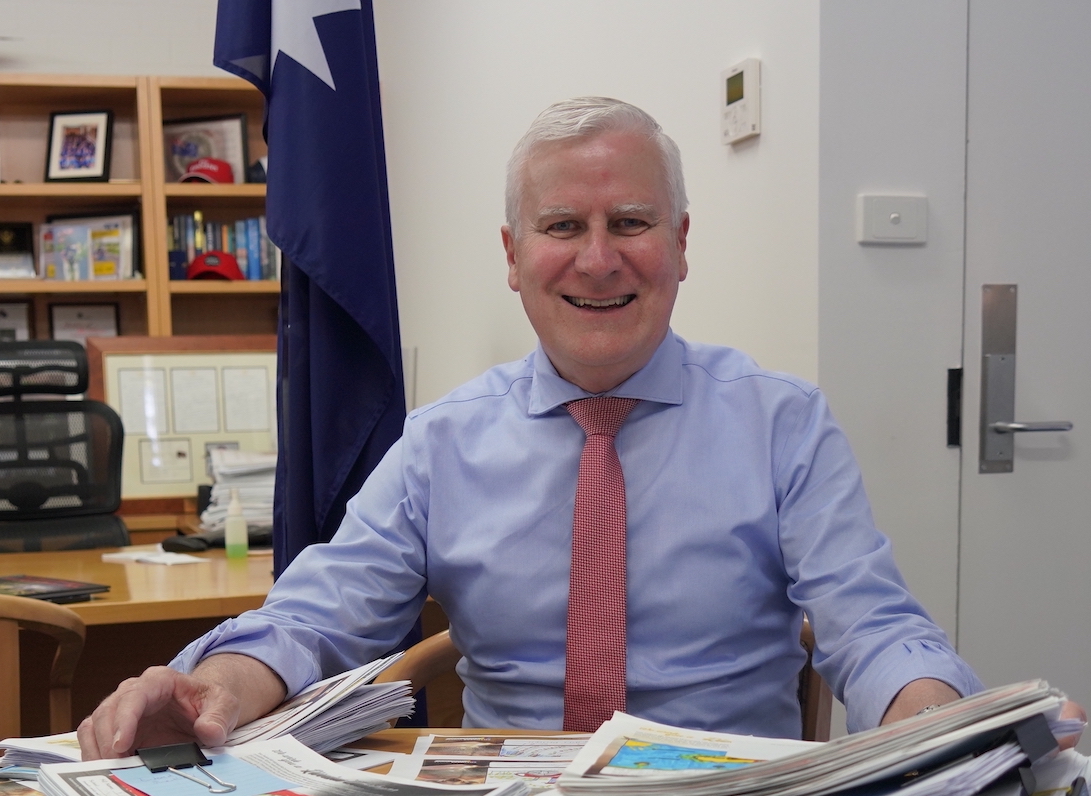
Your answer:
[3,545,273,736]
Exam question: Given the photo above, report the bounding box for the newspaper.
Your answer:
[558,680,1074,796]
[36,735,528,796]
[2,656,414,768]
[387,734,592,794]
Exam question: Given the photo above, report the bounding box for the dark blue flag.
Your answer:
[213,0,405,575]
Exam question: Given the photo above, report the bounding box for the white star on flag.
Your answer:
[271,0,362,90]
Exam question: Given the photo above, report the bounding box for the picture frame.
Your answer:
[49,302,119,346]
[0,221,36,278]
[162,114,249,184]
[45,110,113,181]
[0,302,33,341]
[85,335,277,501]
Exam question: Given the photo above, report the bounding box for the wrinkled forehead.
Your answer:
[517,132,668,207]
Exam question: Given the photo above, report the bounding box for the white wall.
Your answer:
[373,0,819,405]
[0,0,221,76]
[817,1,968,637]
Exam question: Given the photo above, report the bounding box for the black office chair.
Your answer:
[0,340,129,552]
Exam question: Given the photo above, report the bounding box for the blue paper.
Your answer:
[112,753,295,796]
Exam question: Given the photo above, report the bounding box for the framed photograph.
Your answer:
[45,110,113,181]
[0,302,32,341]
[0,221,36,278]
[49,303,119,346]
[162,114,248,184]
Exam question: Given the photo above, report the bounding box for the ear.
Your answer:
[676,213,690,282]
[502,225,520,291]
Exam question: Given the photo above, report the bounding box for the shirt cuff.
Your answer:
[169,615,322,698]
[845,639,986,732]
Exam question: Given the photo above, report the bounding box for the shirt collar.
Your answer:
[527,330,684,416]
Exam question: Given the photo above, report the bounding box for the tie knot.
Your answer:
[566,396,639,438]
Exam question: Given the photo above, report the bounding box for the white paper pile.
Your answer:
[557,680,1080,796]
[227,654,416,753]
[200,448,277,534]
[2,655,415,768]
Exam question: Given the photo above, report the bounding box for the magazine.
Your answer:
[0,575,109,604]
[36,735,528,796]
[557,680,1078,796]
[386,733,592,795]
[1,655,414,767]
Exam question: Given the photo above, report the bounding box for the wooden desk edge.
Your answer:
[71,594,267,625]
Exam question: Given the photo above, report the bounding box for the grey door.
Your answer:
[957,0,1091,726]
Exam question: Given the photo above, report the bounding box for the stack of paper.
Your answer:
[36,735,528,796]
[200,448,277,535]
[226,654,416,753]
[1,655,415,769]
[556,680,1081,796]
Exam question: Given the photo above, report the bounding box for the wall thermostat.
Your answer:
[721,58,761,145]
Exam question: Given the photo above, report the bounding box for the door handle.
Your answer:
[978,285,1073,473]
[989,421,1073,433]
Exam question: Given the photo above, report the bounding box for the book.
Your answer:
[0,574,109,604]
[41,215,136,280]
[246,217,262,279]
[39,224,91,280]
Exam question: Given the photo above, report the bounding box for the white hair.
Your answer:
[504,97,688,234]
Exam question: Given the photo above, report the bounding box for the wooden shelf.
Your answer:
[164,183,266,198]
[0,73,138,89]
[0,182,142,198]
[0,279,147,293]
[0,74,275,337]
[170,280,279,294]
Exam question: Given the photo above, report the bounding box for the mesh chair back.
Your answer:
[0,401,123,519]
[0,340,87,399]
[0,341,128,552]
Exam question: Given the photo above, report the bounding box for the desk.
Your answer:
[2,545,273,736]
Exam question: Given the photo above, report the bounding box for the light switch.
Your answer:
[856,195,928,245]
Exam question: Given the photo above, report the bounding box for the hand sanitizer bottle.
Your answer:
[224,488,249,560]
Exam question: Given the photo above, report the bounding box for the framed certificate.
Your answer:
[86,335,277,500]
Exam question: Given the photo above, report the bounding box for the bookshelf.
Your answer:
[0,74,277,338]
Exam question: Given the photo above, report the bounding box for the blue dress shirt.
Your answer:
[172,331,982,736]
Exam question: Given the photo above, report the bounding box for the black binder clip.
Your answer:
[137,743,237,793]
[1011,713,1059,764]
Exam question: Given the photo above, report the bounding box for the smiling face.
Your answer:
[502,130,689,394]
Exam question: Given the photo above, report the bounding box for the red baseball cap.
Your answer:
[180,157,236,184]
[187,251,245,281]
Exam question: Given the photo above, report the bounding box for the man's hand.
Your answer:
[1057,699,1087,751]
[881,679,1086,751]
[77,654,286,761]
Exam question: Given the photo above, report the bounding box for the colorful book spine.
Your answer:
[234,219,248,273]
[258,215,270,279]
[246,217,262,280]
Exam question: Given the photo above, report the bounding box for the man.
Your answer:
[81,97,1043,759]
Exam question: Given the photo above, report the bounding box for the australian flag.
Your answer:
[213,1,406,576]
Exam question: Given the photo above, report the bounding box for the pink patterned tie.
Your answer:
[563,396,639,732]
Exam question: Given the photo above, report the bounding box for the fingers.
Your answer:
[78,672,160,760]
[1057,699,1087,751]
[78,667,237,760]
